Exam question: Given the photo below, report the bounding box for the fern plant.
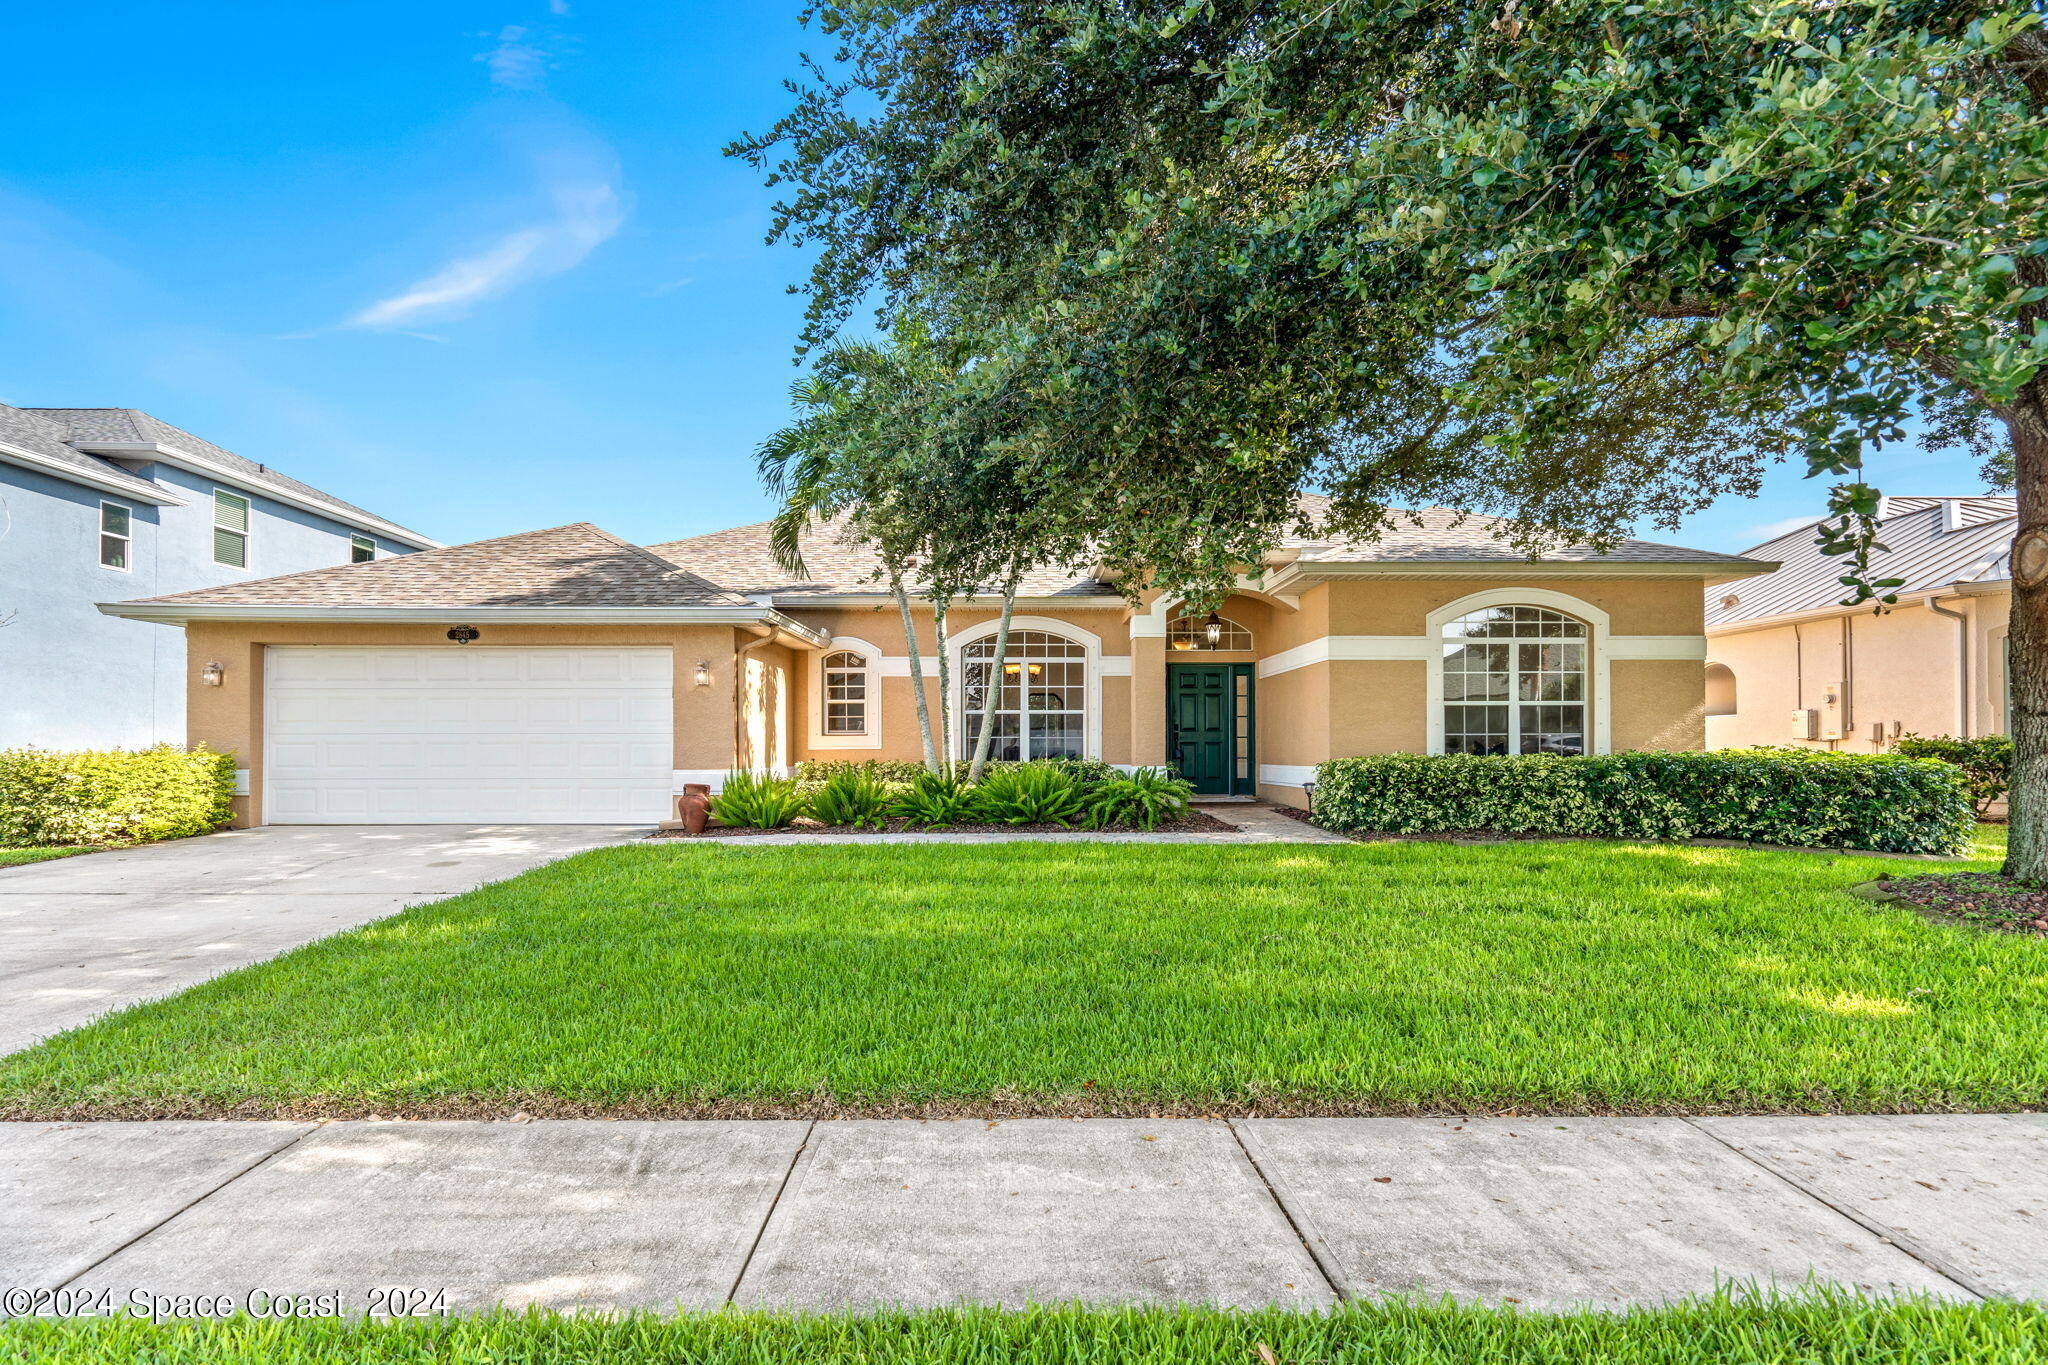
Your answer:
[809,770,895,828]
[968,764,1085,826]
[707,771,808,829]
[889,772,976,828]
[1082,767,1195,830]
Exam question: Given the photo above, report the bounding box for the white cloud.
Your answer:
[344,180,623,330]
[1741,513,1823,546]
[479,25,548,89]
[548,0,571,13]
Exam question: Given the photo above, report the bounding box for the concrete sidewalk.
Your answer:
[5,1114,2043,1315]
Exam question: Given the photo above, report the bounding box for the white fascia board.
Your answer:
[76,442,442,549]
[0,442,185,504]
[773,593,1126,611]
[1267,559,1776,591]
[96,602,780,626]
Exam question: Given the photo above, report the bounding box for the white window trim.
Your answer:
[1424,588,1612,755]
[98,500,132,572]
[947,615,1103,760]
[349,533,376,563]
[808,636,883,750]
[212,487,252,572]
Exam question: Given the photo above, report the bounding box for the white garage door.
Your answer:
[265,646,673,823]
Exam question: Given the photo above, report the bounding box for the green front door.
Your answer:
[1168,663,1255,795]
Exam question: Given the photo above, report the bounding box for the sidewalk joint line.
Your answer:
[725,1118,816,1305]
[1678,1117,1994,1302]
[1226,1118,1346,1302]
[55,1120,329,1291]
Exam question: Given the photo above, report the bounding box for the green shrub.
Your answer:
[808,770,895,828]
[890,772,977,828]
[1894,734,2012,817]
[1083,767,1194,830]
[792,759,930,784]
[968,764,1086,826]
[0,746,237,847]
[1311,750,1975,854]
[708,772,809,829]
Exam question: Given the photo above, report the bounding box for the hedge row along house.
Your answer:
[96,496,1773,825]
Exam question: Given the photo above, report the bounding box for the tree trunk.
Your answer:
[933,599,955,779]
[967,571,1025,783]
[2004,410,2048,880]
[892,571,939,774]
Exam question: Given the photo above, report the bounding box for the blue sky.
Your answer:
[0,3,1995,555]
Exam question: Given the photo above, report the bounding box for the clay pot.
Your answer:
[678,783,712,835]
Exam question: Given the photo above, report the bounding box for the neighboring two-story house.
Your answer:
[0,403,437,750]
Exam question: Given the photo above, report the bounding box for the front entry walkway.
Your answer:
[5,1114,2042,1313]
[0,826,642,1055]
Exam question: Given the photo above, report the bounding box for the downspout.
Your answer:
[1926,595,1970,736]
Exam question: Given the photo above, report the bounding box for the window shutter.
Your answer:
[213,526,247,567]
[214,491,249,532]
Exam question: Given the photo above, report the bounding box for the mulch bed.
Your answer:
[1867,871,2048,936]
[651,810,1240,838]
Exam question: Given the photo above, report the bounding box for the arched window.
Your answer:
[1704,663,1737,718]
[1167,613,1254,651]
[962,629,1087,760]
[822,650,870,734]
[1441,605,1587,756]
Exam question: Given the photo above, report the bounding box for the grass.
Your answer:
[4,1297,2045,1364]
[0,845,94,868]
[2,831,2042,1119]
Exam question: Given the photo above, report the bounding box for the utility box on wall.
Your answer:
[1819,682,1846,741]
[1790,708,1819,740]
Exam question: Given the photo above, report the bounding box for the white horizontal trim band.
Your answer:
[98,603,781,625]
[873,654,1133,677]
[1258,763,1317,788]
[0,442,184,504]
[1605,636,1708,661]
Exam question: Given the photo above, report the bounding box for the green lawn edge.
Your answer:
[5,1295,2045,1365]
[3,835,2041,1119]
[0,845,96,868]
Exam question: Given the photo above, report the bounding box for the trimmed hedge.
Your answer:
[1894,734,2012,816]
[1311,750,1976,854]
[0,746,238,847]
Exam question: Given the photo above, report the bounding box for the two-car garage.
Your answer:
[263,646,674,824]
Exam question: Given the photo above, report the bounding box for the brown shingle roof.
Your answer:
[646,513,1119,598]
[124,523,754,609]
[650,496,1762,597]
[1283,496,1762,566]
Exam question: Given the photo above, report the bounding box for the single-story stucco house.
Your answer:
[98,498,1773,826]
[1705,495,2015,750]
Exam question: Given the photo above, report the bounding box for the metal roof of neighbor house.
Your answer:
[1706,497,2016,631]
[20,406,435,544]
[115,523,756,610]
[649,496,1768,599]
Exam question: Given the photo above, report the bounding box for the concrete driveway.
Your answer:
[0,826,641,1055]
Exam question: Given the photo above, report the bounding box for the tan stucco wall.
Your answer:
[1705,594,2010,751]
[181,573,1715,824]
[184,620,743,826]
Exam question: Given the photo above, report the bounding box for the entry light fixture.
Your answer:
[1002,661,1044,678]
[1203,611,1224,646]
[446,625,481,645]
[200,660,225,687]
[694,661,713,688]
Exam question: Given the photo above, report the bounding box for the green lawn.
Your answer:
[2,835,2044,1118]
[5,1297,2043,1364]
[0,845,94,868]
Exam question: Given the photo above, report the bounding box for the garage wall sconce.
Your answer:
[200,660,225,687]
[446,625,482,645]
[693,661,713,688]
